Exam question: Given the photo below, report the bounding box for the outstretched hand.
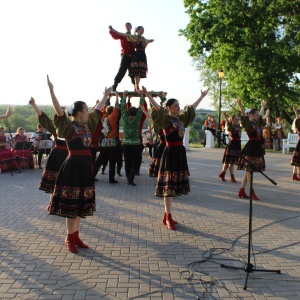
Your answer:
[104,86,113,97]
[200,88,210,99]
[123,90,128,98]
[47,75,53,90]
[261,99,266,108]
[29,97,35,106]
[6,106,12,117]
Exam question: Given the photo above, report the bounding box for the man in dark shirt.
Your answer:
[109,22,135,91]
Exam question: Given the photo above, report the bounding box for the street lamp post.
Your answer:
[218,70,224,148]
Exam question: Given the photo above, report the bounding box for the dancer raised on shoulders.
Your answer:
[109,23,135,91]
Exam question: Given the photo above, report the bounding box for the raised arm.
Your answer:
[47,75,64,117]
[237,98,247,117]
[114,92,119,107]
[142,86,160,111]
[265,109,270,119]
[191,88,210,110]
[259,100,265,116]
[109,26,127,38]
[94,86,113,111]
[0,105,12,120]
[29,97,42,116]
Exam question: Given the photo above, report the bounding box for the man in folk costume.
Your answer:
[109,23,135,91]
[100,94,120,184]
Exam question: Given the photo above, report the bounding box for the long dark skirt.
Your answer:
[222,140,241,165]
[148,142,166,177]
[48,155,95,218]
[291,140,300,166]
[129,50,147,78]
[155,146,190,197]
[39,147,68,193]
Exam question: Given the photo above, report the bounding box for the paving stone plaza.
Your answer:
[0,148,300,299]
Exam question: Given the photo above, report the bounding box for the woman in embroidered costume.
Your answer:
[290,105,300,181]
[110,25,154,91]
[12,127,35,169]
[29,97,68,194]
[47,75,112,253]
[143,86,209,230]
[237,99,266,200]
[218,113,242,183]
[140,91,167,177]
[263,111,273,150]
[273,116,285,150]
[0,126,19,172]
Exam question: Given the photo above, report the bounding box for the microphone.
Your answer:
[202,125,217,136]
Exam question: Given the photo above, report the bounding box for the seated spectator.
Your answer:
[0,126,18,172]
[12,127,34,169]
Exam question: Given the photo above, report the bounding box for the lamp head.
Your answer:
[218,70,224,79]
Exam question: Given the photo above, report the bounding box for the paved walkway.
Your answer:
[0,148,300,300]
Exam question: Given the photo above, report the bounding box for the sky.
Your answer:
[0,0,213,110]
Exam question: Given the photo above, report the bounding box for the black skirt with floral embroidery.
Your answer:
[155,120,190,197]
[48,135,95,218]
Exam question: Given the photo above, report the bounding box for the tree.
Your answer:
[180,0,300,124]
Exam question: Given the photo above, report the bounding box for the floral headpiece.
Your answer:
[65,104,75,116]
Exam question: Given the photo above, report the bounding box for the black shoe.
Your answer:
[94,178,99,182]
[109,179,118,184]
[127,179,136,186]
[117,172,122,177]
[135,171,140,176]
[101,170,105,174]
[38,165,42,169]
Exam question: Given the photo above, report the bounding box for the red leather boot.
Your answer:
[166,214,176,230]
[219,171,226,181]
[238,188,249,199]
[162,213,178,225]
[250,189,259,200]
[230,174,237,183]
[73,231,89,248]
[292,173,300,181]
[65,233,78,253]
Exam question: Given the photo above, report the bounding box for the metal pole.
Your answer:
[218,77,222,147]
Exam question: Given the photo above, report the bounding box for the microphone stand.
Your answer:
[207,127,281,290]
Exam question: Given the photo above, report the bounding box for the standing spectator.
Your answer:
[263,110,273,149]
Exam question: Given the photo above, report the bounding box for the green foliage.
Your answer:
[0,105,56,132]
[180,0,300,124]
[189,115,204,143]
